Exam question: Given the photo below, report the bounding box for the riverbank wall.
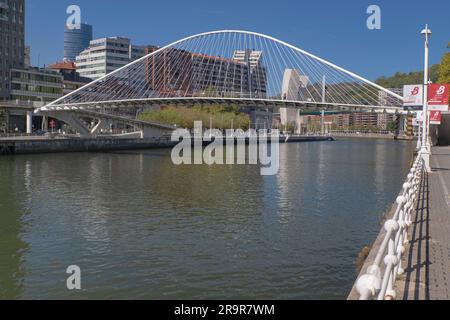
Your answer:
[331,132,414,140]
[0,137,177,155]
[0,135,335,155]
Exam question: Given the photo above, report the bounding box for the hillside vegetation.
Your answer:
[375,43,450,88]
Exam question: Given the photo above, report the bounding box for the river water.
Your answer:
[0,138,415,299]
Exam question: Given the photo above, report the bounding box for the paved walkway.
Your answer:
[397,146,450,299]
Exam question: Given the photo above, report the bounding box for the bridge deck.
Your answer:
[397,146,450,299]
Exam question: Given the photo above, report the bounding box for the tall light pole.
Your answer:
[420,24,432,172]
[416,110,422,149]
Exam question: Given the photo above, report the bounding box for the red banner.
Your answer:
[428,84,449,111]
[429,110,442,125]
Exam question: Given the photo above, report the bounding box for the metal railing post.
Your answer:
[355,155,424,299]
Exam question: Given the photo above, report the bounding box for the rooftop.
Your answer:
[49,61,76,71]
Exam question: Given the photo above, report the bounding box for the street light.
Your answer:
[420,24,432,172]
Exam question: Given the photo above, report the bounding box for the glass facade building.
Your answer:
[64,23,93,62]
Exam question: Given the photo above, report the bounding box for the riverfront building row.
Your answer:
[297,112,412,133]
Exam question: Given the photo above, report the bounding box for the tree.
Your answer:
[438,43,450,83]
[375,64,440,88]
[284,122,297,133]
[386,121,396,132]
[137,105,250,130]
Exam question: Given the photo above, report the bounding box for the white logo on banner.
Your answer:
[403,85,423,107]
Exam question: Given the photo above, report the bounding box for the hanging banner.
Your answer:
[428,84,449,111]
[403,85,423,110]
[429,110,442,125]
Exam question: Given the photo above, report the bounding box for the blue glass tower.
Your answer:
[64,23,93,61]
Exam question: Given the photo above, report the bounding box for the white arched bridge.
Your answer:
[35,30,404,137]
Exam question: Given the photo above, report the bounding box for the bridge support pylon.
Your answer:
[26,111,33,134]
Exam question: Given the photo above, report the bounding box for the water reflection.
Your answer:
[0,158,28,299]
[0,138,415,299]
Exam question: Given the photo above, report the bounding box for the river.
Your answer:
[0,138,415,299]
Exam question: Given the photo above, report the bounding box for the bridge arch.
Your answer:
[38,30,403,112]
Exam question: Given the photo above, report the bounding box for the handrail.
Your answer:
[355,153,424,300]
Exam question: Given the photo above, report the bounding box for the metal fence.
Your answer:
[355,154,424,300]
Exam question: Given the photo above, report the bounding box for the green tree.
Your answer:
[438,43,450,83]
[138,105,250,130]
[375,64,440,88]
[386,121,396,132]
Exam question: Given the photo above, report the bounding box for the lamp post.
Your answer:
[420,24,432,172]
[416,111,422,149]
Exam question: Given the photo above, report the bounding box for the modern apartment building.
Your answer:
[301,112,398,132]
[130,44,158,61]
[76,37,131,80]
[64,22,93,62]
[75,37,156,80]
[232,50,267,97]
[146,48,267,97]
[351,112,379,128]
[376,113,395,130]
[336,114,351,129]
[0,0,25,99]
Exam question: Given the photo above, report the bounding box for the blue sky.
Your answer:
[26,0,449,81]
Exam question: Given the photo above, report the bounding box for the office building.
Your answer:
[75,37,155,80]
[0,0,25,99]
[64,23,93,62]
[9,67,63,102]
[24,45,30,66]
[76,37,131,80]
[49,61,91,95]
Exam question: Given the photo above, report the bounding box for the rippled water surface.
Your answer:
[0,138,415,299]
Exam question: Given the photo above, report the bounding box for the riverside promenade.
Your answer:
[349,146,450,300]
[397,146,450,299]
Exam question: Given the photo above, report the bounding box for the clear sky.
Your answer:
[26,0,449,81]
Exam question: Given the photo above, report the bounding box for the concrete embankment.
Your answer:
[0,135,336,155]
[0,137,177,155]
[331,133,414,140]
[281,135,335,143]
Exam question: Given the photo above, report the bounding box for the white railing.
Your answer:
[355,154,424,300]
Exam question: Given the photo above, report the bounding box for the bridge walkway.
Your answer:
[397,146,450,299]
